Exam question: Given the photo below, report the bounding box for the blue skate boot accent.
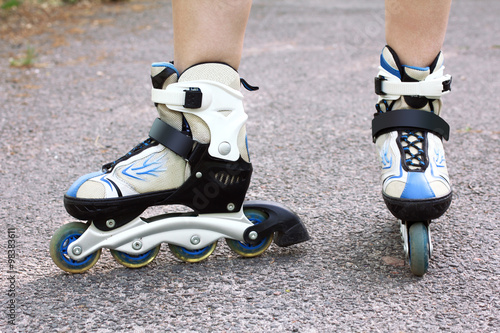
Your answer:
[372,45,452,221]
[66,171,105,198]
[400,172,435,199]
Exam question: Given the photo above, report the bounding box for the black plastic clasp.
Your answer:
[183,87,202,109]
[442,76,452,92]
[374,76,386,95]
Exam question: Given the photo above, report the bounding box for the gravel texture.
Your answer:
[1,0,499,332]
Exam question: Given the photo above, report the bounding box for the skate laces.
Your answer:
[101,115,193,173]
[375,100,394,114]
[400,102,437,170]
[375,100,431,171]
[400,130,426,169]
[102,138,159,173]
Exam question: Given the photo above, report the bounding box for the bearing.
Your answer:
[106,219,116,229]
[190,235,201,245]
[72,246,82,256]
[248,231,258,240]
[132,240,143,250]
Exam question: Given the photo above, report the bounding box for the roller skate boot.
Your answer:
[372,46,453,276]
[50,62,310,273]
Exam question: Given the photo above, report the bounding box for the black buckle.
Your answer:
[374,76,386,95]
[183,87,202,109]
[442,76,452,92]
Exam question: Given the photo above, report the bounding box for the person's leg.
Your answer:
[385,0,451,67]
[168,0,253,163]
[173,0,252,73]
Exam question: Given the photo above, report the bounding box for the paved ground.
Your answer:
[1,0,499,332]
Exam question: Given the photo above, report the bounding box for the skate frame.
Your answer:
[67,209,254,260]
[399,219,433,261]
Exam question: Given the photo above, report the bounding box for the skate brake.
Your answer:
[242,201,310,247]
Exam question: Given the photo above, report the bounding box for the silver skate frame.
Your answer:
[67,209,254,260]
[399,220,433,260]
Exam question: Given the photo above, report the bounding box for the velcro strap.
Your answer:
[375,74,452,98]
[372,109,450,142]
[149,118,194,159]
[151,87,203,109]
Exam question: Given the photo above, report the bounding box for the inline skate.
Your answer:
[50,62,309,273]
[372,46,453,276]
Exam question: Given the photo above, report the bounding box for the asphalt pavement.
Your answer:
[1,0,499,331]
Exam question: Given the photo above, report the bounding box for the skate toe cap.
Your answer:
[66,171,105,198]
[384,172,451,200]
[429,181,451,199]
[76,180,107,199]
[383,181,406,198]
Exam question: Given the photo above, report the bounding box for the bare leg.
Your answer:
[385,0,452,67]
[172,0,252,73]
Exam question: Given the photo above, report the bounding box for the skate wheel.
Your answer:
[49,222,101,274]
[168,242,217,263]
[110,245,161,269]
[226,208,274,257]
[408,222,430,276]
